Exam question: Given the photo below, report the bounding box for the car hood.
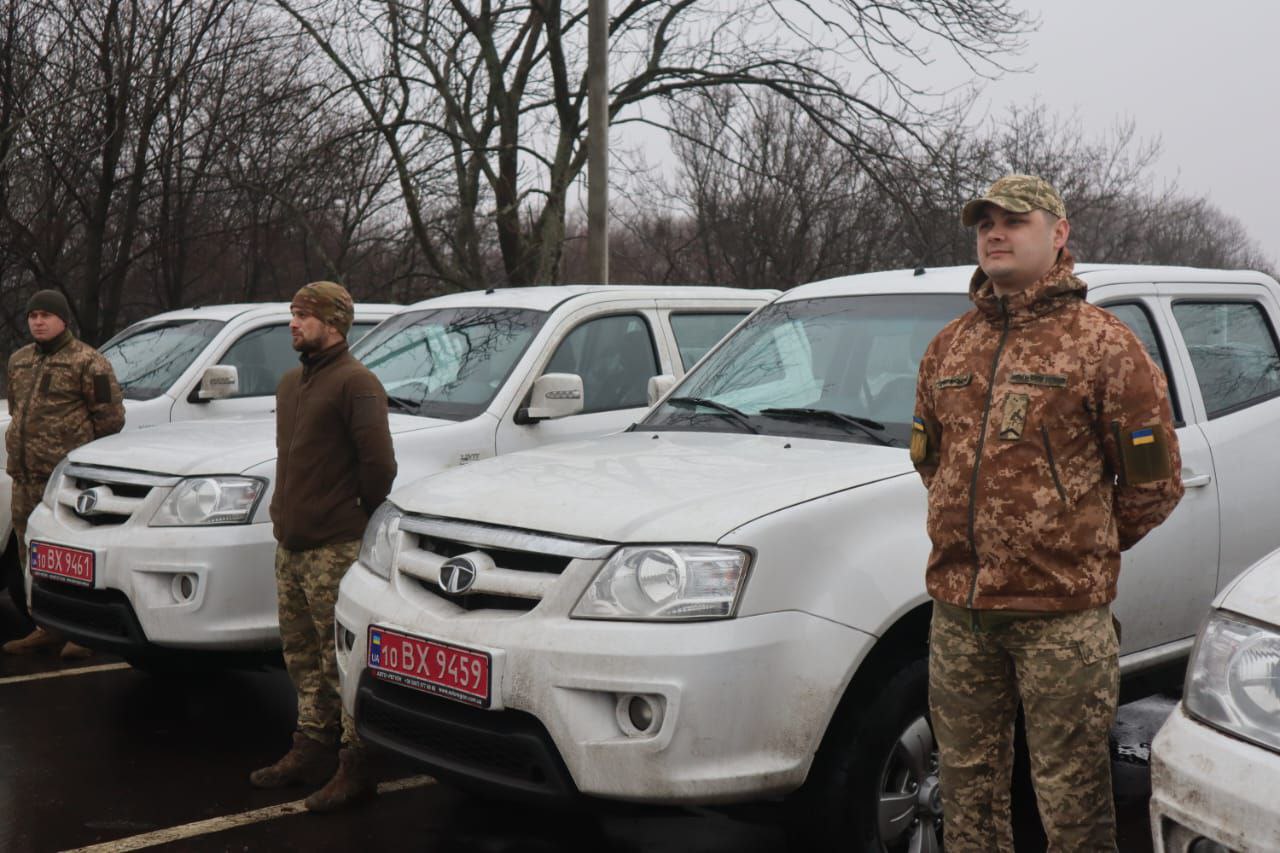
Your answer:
[393,430,912,542]
[1219,547,1280,627]
[67,413,449,477]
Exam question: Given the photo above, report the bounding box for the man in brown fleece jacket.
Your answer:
[912,175,1183,851]
[249,281,396,813]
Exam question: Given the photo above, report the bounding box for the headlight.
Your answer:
[149,477,265,526]
[43,458,70,508]
[359,502,403,580]
[572,545,751,621]
[1184,610,1280,754]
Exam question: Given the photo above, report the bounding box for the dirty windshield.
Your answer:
[352,306,547,420]
[101,319,226,400]
[643,294,969,445]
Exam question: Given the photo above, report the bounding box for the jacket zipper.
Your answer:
[1040,424,1068,503]
[966,298,1010,609]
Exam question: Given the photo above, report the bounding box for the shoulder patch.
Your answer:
[1114,421,1173,485]
[1009,373,1067,388]
[93,374,112,404]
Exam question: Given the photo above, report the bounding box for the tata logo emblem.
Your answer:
[439,556,479,595]
[75,487,109,517]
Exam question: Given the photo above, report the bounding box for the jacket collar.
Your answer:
[36,329,74,355]
[299,339,349,377]
[969,248,1086,325]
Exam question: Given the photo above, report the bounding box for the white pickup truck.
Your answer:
[0,302,393,615]
[332,264,1280,849]
[24,285,774,669]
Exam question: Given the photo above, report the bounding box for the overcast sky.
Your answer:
[969,0,1279,266]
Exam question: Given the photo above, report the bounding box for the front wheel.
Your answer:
[793,658,943,852]
[2,536,33,625]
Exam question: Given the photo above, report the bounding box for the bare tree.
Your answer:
[272,0,1033,289]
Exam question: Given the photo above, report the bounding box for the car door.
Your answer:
[1092,285,1221,654]
[1160,282,1280,593]
[494,302,672,453]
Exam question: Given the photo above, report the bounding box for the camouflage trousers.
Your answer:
[929,601,1120,852]
[12,477,48,602]
[275,541,361,749]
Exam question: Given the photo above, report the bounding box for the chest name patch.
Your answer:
[936,374,972,389]
[1010,373,1068,388]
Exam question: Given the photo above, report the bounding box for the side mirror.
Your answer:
[519,373,584,422]
[646,374,676,406]
[196,365,239,401]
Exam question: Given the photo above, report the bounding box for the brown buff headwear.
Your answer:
[291,281,353,335]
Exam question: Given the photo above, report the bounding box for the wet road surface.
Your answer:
[0,596,1160,852]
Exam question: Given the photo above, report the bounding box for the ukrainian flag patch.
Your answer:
[1131,427,1155,446]
[913,416,926,431]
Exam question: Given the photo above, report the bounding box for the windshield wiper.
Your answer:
[666,396,760,434]
[758,407,896,446]
[387,395,420,414]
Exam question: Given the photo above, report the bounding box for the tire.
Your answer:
[792,658,943,853]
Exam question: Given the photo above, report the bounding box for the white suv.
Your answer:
[25,286,773,668]
[334,265,1280,849]
[0,302,393,615]
[1149,546,1280,852]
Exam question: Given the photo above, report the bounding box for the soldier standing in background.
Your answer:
[3,290,125,658]
[911,175,1184,850]
[249,281,396,813]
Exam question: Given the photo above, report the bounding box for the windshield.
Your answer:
[351,306,547,420]
[101,319,226,401]
[642,294,969,445]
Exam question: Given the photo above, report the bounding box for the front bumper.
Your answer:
[26,502,280,653]
[335,561,872,804]
[1150,705,1280,852]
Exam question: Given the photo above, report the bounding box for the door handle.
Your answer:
[1181,473,1212,488]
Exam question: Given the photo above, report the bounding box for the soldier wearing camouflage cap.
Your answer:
[910,176,1183,850]
[3,289,124,659]
[250,281,396,812]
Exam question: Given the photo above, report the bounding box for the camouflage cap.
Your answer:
[961,174,1067,227]
[291,281,353,335]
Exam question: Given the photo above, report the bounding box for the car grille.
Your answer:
[31,580,148,649]
[53,464,178,528]
[355,671,577,802]
[394,516,613,613]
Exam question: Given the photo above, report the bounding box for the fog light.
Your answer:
[1189,839,1235,853]
[343,629,356,651]
[616,693,665,736]
[170,573,198,603]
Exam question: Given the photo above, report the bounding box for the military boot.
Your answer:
[249,732,336,789]
[2,626,63,654]
[304,747,376,812]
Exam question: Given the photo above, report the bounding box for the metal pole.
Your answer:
[587,0,609,283]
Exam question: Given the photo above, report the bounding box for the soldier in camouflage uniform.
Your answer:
[249,281,396,813]
[3,290,124,658]
[911,175,1184,851]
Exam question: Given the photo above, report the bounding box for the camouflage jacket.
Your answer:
[912,252,1184,611]
[5,331,125,483]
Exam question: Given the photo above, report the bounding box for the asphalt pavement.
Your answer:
[0,594,1162,852]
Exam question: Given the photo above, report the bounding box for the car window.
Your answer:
[348,321,378,345]
[1103,302,1182,424]
[101,319,226,401]
[545,314,659,413]
[217,325,298,398]
[644,294,969,445]
[1172,301,1280,418]
[669,313,748,368]
[353,307,547,421]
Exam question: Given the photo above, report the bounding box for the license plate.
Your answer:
[367,626,492,708]
[29,541,95,587]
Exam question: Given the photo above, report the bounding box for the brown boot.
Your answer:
[3,626,63,654]
[249,732,336,789]
[304,748,376,813]
[59,641,93,660]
